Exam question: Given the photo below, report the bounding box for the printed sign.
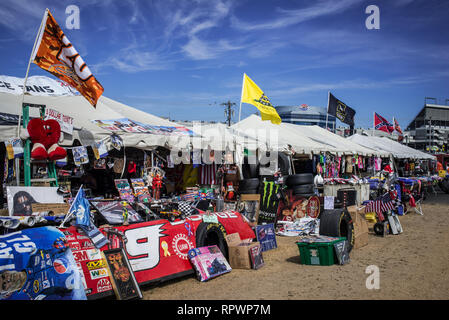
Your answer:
[258,180,281,224]
[255,224,277,252]
[45,108,74,135]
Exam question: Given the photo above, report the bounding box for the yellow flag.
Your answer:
[241,73,281,125]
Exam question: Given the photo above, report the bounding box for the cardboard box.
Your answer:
[225,233,261,269]
[347,205,369,249]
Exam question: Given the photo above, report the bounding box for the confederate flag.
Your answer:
[374,112,394,134]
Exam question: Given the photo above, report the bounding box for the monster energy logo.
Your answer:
[262,181,279,208]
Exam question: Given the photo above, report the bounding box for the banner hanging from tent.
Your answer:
[91,118,196,136]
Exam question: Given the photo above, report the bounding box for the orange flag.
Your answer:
[31,9,104,107]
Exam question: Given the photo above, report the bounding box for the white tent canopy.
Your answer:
[287,125,389,157]
[0,91,194,151]
[347,134,435,160]
[231,114,389,156]
[231,114,339,154]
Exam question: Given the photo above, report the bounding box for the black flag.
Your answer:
[327,92,356,126]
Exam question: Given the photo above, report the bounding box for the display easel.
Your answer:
[22,103,58,187]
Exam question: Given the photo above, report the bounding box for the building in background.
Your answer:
[404,98,449,153]
[275,105,336,130]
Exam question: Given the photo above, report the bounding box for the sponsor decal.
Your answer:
[33,280,40,293]
[171,234,194,260]
[89,268,108,280]
[53,258,68,274]
[96,278,112,293]
[86,259,106,270]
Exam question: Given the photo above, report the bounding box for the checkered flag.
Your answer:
[178,201,194,216]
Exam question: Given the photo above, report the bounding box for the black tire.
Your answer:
[242,156,259,179]
[373,222,385,236]
[292,184,314,195]
[239,178,260,190]
[278,152,291,176]
[239,188,259,194]
[195,222,228,259]
[285,174,314,187]
[319,208,354,252]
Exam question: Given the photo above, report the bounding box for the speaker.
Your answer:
[337,188,357,207]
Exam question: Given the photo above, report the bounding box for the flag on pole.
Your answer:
[68,187,109,249]
[69,187,91,228]
[327,92,356,126]
[374,112,394,134]
[393,117,403,135]
[241,73,281,125]
[31,9,104,107]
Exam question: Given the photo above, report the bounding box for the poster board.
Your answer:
[237,194,260,225]
[258,179,281,224]
[187,245,232,282]
[6,186,64,216]
[255,223,278,252]
[333,240,350,265]
[249,243,265,269]
[102,248,142,300]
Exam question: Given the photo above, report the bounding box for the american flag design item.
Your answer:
[365,190,401,222]
[198,164,217,185]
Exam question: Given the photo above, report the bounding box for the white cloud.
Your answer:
[230,0,362,31]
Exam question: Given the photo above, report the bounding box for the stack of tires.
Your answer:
[238,178,260,194]
[284,173,315,197]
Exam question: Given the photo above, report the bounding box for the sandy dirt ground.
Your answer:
[141,191,449,300]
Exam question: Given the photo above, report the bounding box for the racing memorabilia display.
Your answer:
[130,178,151,203]
[60,210,254,299]
[6,186,64,216]
[188,245,232,282]
[255,223,278,252]
[102,248,142,300]
[90,201,143,225]
[114,179,135,203]
[237,194,260,226]
[249,243,265,270]
[0,226,87,300]
[72,146,89,166]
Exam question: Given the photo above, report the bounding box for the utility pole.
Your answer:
[220,100,236,127]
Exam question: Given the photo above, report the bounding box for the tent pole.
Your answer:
[238,73,245,123]
[17,9,48,137]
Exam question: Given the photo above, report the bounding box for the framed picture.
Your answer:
[237,194,260,226]
[102,248,142,300]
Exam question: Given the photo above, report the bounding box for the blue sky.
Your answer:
[0,0,448,129]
